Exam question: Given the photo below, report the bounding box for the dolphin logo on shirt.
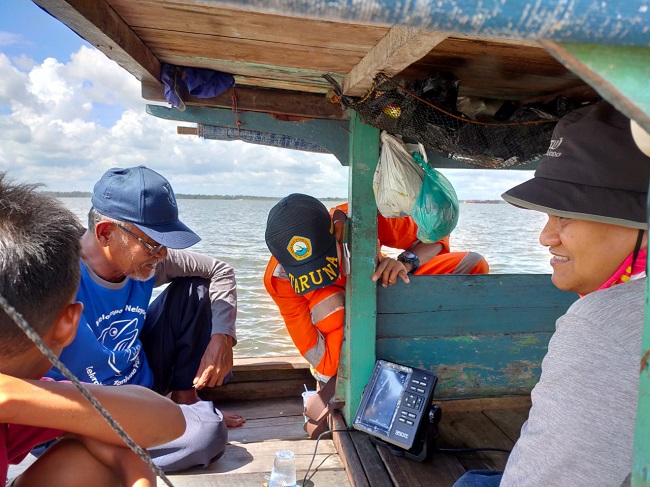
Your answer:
[98,318,140,375]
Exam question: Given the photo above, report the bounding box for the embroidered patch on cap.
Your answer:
[288,236,312,261]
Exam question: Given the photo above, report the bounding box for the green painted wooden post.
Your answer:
[542,43,650,131]
[634,179,650,486]
[338,112,379,424]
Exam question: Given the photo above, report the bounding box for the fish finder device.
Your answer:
[353,360,440,462]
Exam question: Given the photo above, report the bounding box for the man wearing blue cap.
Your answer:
[45,165,243,472]
[453,102,648,486]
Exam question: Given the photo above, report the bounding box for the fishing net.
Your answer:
[329,73,579,168]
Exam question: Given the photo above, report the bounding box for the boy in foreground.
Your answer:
[0,173,185,486]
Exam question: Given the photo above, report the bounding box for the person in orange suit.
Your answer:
[264,194,488,383]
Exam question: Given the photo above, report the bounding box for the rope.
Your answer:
[231,86,242,139]
[0,294,175,487]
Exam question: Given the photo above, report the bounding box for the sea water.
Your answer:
[59,198,550,358]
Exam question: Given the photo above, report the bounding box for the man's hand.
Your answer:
[193,334,234,389]
[372,256,410,287]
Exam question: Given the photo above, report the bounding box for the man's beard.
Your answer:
[129,259,162,282]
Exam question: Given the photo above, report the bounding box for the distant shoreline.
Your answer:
[42,191,345,201]
[44,192,503,203]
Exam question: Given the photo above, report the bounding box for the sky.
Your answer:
[0,1,534,198]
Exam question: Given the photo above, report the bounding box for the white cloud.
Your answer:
[0,31,22,47]
[0,43,534,199]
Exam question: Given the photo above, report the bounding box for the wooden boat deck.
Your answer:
[170,356,530,486]
[164,394,529,486]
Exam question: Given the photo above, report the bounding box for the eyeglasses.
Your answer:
[115,224,165,255]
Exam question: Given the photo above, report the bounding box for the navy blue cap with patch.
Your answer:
[91,166,201,249]
[265,193,340,295]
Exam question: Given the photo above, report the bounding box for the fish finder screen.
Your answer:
[358,365,408,435]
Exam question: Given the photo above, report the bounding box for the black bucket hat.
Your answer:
[503,101,650,229]
[265,194,340,295]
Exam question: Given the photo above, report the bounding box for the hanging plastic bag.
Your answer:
[411,152,459,243]
[373,131,425,218]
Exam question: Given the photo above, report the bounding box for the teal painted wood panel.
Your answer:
[219,1,650,46]
[146,105,351,165]
[377,274,577,338]
[377,333,553,398]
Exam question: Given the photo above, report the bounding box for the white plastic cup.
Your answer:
[269,449,296,487]
[301,390,317,424]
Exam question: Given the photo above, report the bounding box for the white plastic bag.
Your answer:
[373,131,425,218]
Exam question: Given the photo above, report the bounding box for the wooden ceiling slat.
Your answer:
[342,27,449,96]
[34,0,161,85]
[108,0,388,52]
[158,56,341,92]
[141,81,347,120]
[138,28,366,74]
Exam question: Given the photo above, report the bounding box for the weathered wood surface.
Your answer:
[199,355,316,402]
[375,274,576,398]
[333,395,531,487]
[161,393,350,487]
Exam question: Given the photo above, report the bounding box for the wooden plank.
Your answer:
[145,105,350,165]
[483,408,529,443]
[377,333,551,398]
[436,410,515,472]
[200,378,312,401]
[142,82,348,120]
[339,112,380,420]
[399,36,590,100]
[540,41,650,131]
[342,27,449,96]
[34,0,160,85]
[197,438,341,474]
[152,53,336,92]
[436,396,531,413]
[207,0,650,46]
[110,0,388,52]
[218,397,307,420]
[376,274,576,336]
[228,416,308,443]
[136,27,366,74]
[233,355,310,371]
[161,471,350,487]
[349,431,394,487]
[376,442,466,487]
[331,409,371,487]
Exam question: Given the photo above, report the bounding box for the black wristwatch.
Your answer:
[397,251,420,274]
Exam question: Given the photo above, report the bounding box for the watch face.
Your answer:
[403,251,416,259]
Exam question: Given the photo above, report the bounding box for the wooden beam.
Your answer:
[142,81,348,120]
[342,27,448,96]
[177,126,197,135]
[540,41,650,132]
[33,0,161,85]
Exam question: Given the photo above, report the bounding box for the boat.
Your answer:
[29,1,650,486]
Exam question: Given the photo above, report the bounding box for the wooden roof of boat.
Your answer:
[34,0,646,122]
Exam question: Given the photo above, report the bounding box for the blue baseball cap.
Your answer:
[91,166,201,249]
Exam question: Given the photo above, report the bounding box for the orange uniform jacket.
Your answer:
[263,204,487,377]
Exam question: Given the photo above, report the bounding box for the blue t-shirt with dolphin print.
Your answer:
[47,262,155,387]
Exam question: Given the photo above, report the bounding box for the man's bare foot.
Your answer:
[171,389,200,405]
[223,411,245,428]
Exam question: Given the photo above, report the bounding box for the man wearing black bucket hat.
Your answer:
[43,166,244,472]
[453,102,649,487]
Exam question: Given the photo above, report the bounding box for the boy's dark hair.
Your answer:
[0,172,82,357]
